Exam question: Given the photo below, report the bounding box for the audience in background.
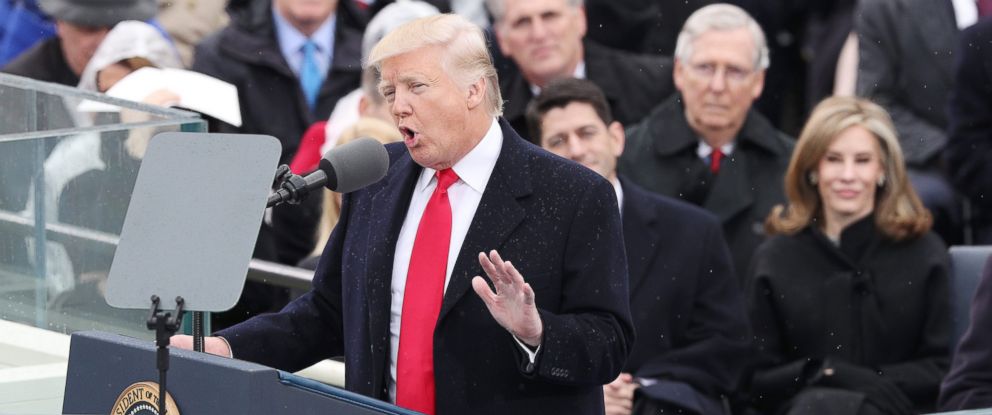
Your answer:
[0,0,55,67]
[1,0,158,86]
[192,0,362,327]
[855,0,965,245]
[946,18,992,245]
[486,0,674,142]
[619,4,792,280]
[77,20,181,94]
[528,78,751,415]
[156,0,229,67]
[747,96,949,415]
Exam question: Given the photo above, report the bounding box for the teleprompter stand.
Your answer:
[147,295,185,415]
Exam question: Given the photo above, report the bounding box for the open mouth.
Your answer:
[400,126,418,146]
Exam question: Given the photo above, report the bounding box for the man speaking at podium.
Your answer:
[175,13,633,415]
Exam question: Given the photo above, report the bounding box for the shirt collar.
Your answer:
[272,6,336,64]
[610,176,623,212]
[416,118,503,193]
[696,140,735,159]
[529,60,586,96]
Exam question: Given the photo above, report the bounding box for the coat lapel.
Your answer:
[437,120,532,323]
[365,153,420,395]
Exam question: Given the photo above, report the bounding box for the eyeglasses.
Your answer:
[684,62,755,86]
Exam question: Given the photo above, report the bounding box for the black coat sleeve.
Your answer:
[745,242,814,410]
[531,178,635,386]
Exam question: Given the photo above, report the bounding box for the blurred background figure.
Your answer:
[77,20,181,94]
[1,0,158,86]
[528,78,751,415]
[619,4,792,280]
[0,0,55,67]
[855,0,968,245]
[946,18,992,245]
[747,96,949,415]
[156,0,229,67]
[486,0,674,142]
[192,0,363,328]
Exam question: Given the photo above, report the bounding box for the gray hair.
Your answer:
[485,0,583,22]
[674,4,770,70]
[367,14,503,117]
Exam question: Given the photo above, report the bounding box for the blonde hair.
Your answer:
[366,13,503,117]
[312,118,403,255]
[674,3,769,71]
[766,96,931,240]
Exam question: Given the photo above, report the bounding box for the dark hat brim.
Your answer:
[39,0,157,27]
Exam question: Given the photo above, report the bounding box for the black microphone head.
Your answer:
[320,137,389,193]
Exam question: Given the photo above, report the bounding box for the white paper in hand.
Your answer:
[78,67,242,127]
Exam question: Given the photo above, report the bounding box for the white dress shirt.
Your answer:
[952,0,978,29]
[387,118,503,402]
[271,7,336,78]
[696,140,736,164]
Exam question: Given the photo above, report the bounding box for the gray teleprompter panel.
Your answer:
[106,132,280,312]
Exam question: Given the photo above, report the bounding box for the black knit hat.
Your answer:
[39,0,156,27]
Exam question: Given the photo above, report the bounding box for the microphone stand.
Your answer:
[267,164,311,207]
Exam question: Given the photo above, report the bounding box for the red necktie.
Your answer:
[710,148,724,174]
[396,168,459,415]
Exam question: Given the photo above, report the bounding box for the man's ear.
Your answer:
[751,69,766,100]
[608,121,625,157]
[358,95,370,116]
[467,77,487,110]
[673,58,686,93]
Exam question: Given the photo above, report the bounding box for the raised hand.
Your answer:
[471,250,543,347]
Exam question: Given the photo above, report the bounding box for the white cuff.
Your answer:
[511,335,541,363]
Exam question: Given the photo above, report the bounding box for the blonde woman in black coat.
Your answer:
[746,96,950,415]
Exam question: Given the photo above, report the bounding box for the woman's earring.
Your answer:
[877,174,886,187]
[808,171,818,185]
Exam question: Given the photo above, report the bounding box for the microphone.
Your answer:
[267,137,389,207]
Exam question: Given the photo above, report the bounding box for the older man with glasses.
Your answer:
[619,4,794,281]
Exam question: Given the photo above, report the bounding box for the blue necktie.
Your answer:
[300,40,323,110]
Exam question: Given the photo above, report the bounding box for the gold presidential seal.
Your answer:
[111,381,180,415]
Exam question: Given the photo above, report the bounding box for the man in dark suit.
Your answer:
[486,0,675,142]
[175,14,633,415]
[528,78,752,415]
[856,0,964,244]
[946,17,992,245]
[619,4,793,280]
